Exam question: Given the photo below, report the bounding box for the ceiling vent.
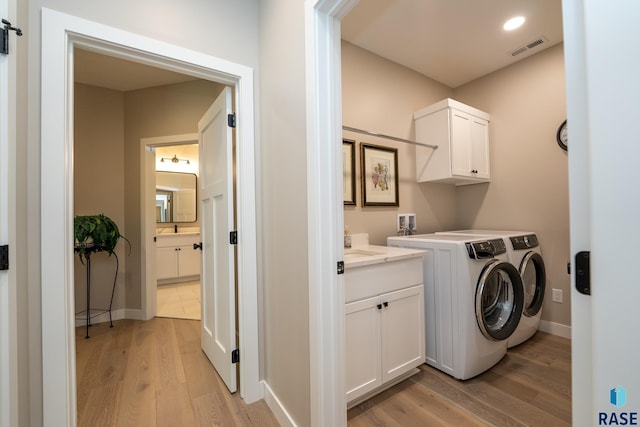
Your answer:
[508,36,548,57]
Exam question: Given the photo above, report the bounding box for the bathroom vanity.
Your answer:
[155,232,201,283]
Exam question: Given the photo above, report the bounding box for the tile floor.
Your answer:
[156,281,201,320]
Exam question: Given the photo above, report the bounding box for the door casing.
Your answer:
[40,9,260,427]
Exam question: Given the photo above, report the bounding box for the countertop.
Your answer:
[344,244,426,269]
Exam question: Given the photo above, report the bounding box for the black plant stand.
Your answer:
[75,245,117,339]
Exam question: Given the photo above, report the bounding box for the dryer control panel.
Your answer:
[466,238,506,259]
[510,234,539,250]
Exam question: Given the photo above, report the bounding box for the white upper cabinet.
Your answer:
[414,98,490,185]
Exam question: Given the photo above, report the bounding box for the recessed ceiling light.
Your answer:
[503,16,526,31]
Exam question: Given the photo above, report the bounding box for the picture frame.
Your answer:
[360,142,399,207]
[342,139,356,205]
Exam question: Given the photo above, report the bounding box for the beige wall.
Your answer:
[342,42,570,328]
[258,0,311,424]
[342,41,456,245]
[73,83,127,314]
[453,43,570,327]
[123,79,223,310]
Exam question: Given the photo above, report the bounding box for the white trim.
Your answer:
[140,133,198,321]
[538,320,572,340]
[0,0,18,424]
[305,0,358,426]
[263,381,298,427]
[41,9,262,426]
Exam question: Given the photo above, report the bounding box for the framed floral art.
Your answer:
[360,143,399,207]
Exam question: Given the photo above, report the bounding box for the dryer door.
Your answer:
[475,260,524,341]
[519,251,546,317]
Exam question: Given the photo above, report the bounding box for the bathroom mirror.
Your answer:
[155,171,197,223]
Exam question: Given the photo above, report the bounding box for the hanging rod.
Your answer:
[342,125,438,150]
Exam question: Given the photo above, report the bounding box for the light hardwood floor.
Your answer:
[75,318,278,427]
[77,320,570,427]
[348,332,572,427]
[156,281,201,320]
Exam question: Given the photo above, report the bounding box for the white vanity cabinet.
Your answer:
[156,233,201,282]
[344,249,425,405]
[414,98,490,185]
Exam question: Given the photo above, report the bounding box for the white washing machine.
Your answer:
[435,230,546,348]
[387,234,524,380]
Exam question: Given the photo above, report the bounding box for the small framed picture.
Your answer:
[360,143,399,207]
[342,139,356,205]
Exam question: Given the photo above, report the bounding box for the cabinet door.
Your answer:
[345,296,382,403]
[157,247,179,279]
[380,285,424,383]
[178,244,201,277]
[450,110,473,177]
[470,117,490,179]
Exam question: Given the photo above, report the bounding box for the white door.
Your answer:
[199,86,237,393]
[0,0,17,424]
[564,1,640,425]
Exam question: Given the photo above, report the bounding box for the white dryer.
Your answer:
[435,230,546,348]
[387,234,524,380]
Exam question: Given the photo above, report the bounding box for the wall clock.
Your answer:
[556,119,568,151]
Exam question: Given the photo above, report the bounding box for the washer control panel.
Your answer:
[466,238,506,259]
[510,234,539,250]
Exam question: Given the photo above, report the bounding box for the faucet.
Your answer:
[174,224,178,233]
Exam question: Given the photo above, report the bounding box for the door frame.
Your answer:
[304,0,358,426]
[0,0,18,424]
[140,133,199,320]
[40,8,261,426]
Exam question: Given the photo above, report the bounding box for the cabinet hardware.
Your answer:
[377,303,382,310]
[383,301,388,307]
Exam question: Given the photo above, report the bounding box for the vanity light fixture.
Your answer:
[503,16,525,31]
[160,154,190,165]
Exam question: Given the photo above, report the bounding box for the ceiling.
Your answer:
[75,0,564,91]
[341,0,564,88]
[74,49,196,91]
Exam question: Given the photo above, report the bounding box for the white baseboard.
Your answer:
[74,308,146,327]
[124,309,146,320]
[538,320,571,339]
[263,380,298,427]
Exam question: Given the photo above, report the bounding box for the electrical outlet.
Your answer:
[552,288,563,303]
[397,213,417,233]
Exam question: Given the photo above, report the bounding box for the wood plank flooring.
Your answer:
[348,332,572,427]
[75,318,278,427]
[78,320,570,427]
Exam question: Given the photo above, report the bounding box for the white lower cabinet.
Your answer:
[345,254,425,405]
[156,234,201,282]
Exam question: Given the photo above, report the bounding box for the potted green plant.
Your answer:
[74,214,130,262]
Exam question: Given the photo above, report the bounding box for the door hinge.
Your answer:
[575,251,590,295]
[230,231,238,245]
[231,349,239,364]
[227,113,236,128]
[0,245,8,270]
[337,261,344,275]
[1,19,23,55]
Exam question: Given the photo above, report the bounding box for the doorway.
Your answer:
[40,10,261,426]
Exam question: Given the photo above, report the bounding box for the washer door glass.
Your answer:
[476,261,524,341]
[519,251,546,317]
